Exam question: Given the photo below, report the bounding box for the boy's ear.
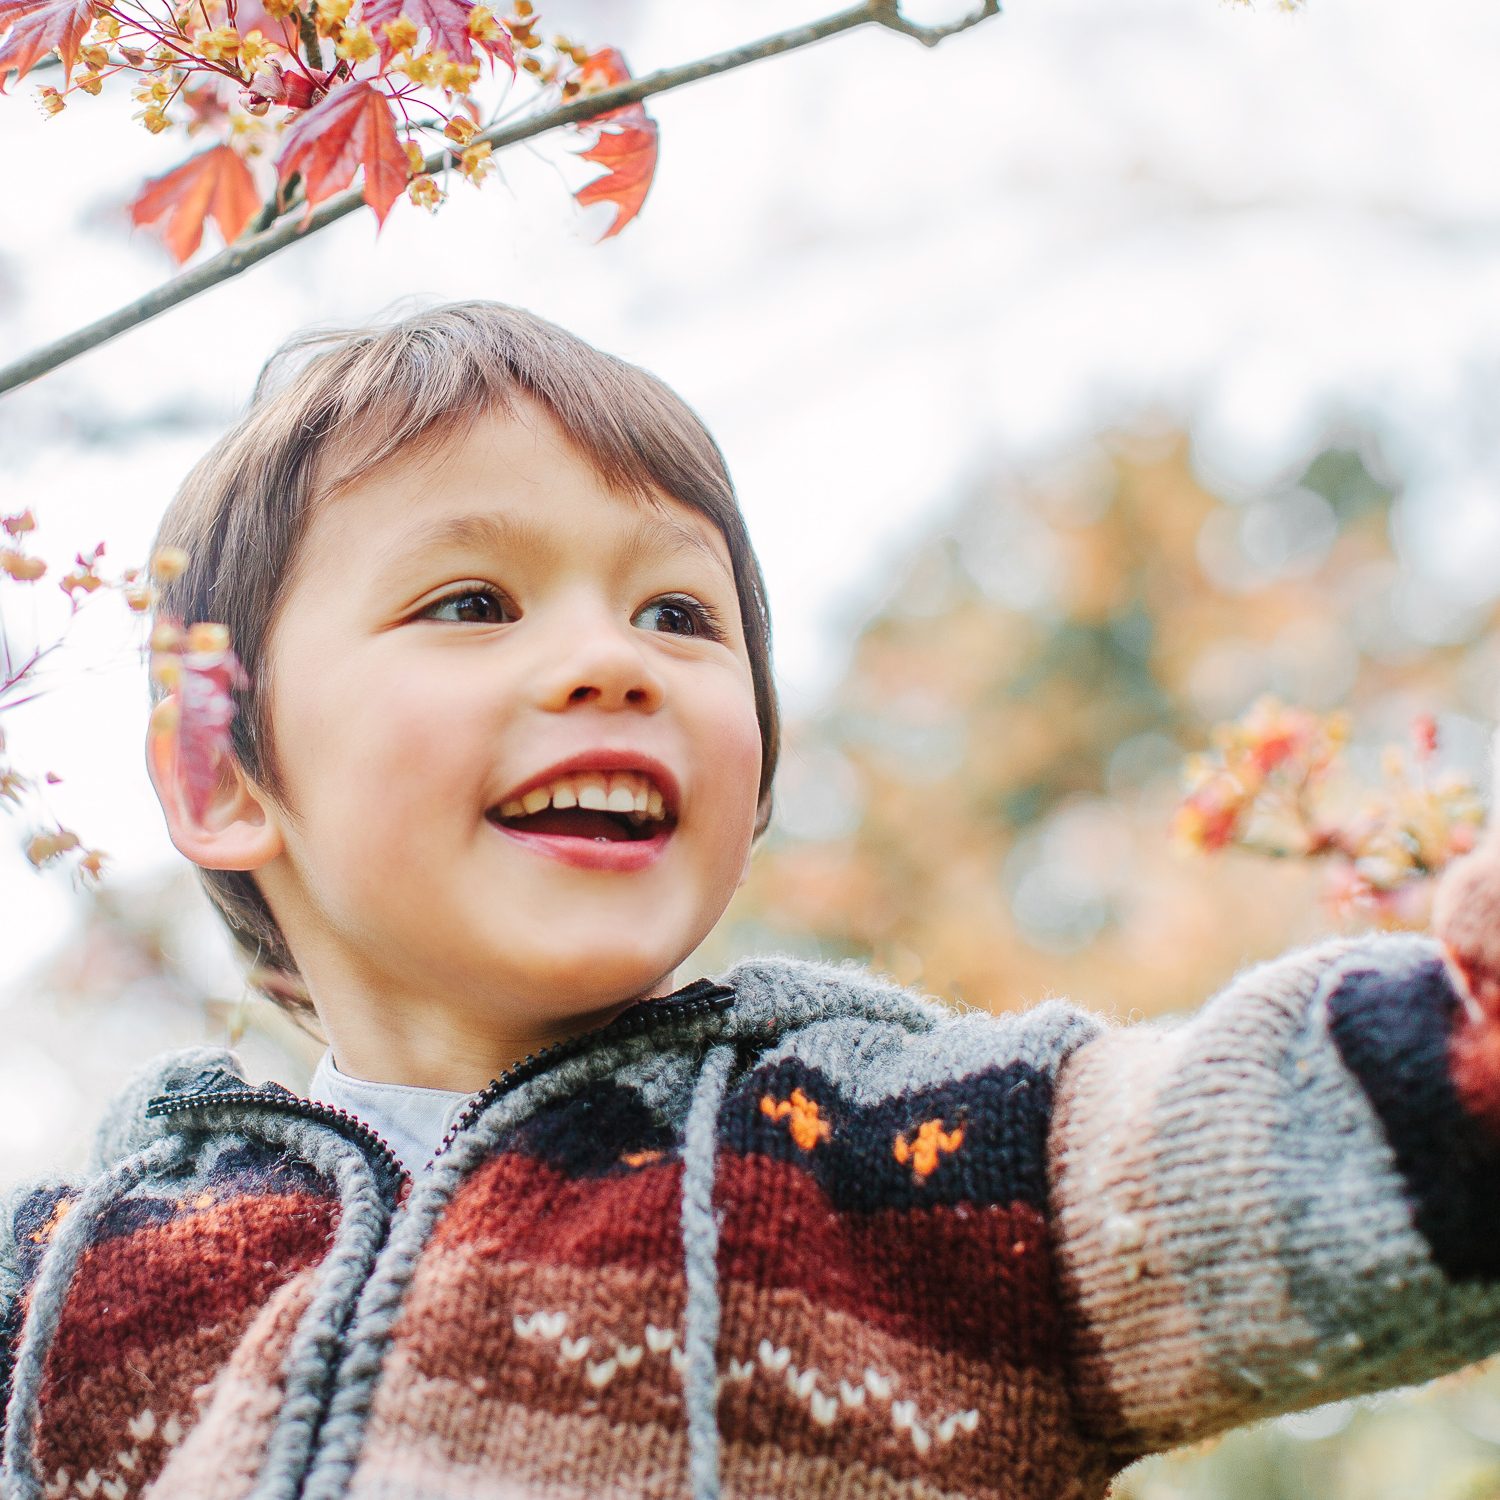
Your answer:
[146,713,284,872]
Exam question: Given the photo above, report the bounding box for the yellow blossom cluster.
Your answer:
[407,173,443,209]
[23,0,620,295]
[315,0,352,36]
[336,23,377,62]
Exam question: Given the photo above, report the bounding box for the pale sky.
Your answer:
[3,0,1500,983]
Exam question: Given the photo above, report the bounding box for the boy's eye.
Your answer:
[423,589,512,624]
[634,597,711,638]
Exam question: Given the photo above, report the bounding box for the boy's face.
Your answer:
[254,401,763,1042]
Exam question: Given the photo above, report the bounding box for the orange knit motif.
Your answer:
[894,1120,963,1179]
[759,1090,830,1151]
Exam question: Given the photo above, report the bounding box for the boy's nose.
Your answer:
[534,616,665,715]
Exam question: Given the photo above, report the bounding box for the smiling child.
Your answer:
[5,302,1500,1500]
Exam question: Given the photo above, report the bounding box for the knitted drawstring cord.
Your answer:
[244,1126,393,1500]
[681,1045,734,1500]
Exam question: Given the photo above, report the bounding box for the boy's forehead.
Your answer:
[315,400,735,578]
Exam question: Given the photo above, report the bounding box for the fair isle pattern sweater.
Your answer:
[3,938,1500,1500]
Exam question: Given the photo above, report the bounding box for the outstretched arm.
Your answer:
[1049,915,1500,1462]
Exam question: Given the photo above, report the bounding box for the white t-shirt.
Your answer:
[307,1051,472,1178]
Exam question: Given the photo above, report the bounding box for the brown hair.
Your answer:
[153,302,778,1008]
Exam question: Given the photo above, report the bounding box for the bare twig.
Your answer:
[0,0,1000,396]
[1,641,58,702]
[866,0,999,46]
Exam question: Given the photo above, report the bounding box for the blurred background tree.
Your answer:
[697,424,1497,1017]
[685,422,1500,1500]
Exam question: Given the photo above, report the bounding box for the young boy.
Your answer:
[4,301,1500,1500]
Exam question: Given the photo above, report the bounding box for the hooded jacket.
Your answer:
[3,939,1500,1500]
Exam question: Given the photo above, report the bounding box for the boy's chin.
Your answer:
[472,926,692,1011]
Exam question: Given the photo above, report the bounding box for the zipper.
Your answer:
[142,977,735,1184]
[145,1083,408,1195]
[430,978,736,1162]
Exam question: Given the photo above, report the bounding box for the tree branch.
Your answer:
[0,0,1000,396]
[867,0,999,47]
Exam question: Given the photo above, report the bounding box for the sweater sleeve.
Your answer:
[1048,933,1500,1461]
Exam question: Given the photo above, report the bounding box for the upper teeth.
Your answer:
[499,771,665,822]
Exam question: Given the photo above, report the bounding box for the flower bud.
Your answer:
[150,545,190,582]
[26,829,80,867]
[0,550,46,581]
[408,174,443,210]
[384,14,419,50]
[150,699,181,736]
[185,621,232,654]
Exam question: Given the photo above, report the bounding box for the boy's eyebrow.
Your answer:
[420,513,541,557]
[404,510,730,573]
[618,512,729,572]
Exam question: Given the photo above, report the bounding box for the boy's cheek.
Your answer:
[285,659,491,800]
[693,693,763,827]
[282,729,497,913]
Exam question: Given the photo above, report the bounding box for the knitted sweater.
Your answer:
[3,937,1500,1500]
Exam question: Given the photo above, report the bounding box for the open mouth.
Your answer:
[488,770,673,844]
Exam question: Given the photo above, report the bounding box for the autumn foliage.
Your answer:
[0,0,95,85]
[130,142,259,259]
[701,432,1496,1023]
[570,48,657,242]
[1174,696,1483,926]
[2,0,659,264]
[276,77,406,222]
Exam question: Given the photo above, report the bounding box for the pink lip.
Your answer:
[487,747,680,873]
[492,748,682,819]
[493,823,672,872]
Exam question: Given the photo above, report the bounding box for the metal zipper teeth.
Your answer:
[431,987,736,1162]
[146,1088,407,1188]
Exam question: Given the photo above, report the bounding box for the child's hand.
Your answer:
[1432,749,1500,1132]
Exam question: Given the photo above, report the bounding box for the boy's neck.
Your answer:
[311,972,675,1092]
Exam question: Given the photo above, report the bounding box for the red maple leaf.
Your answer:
[0,0,95,89]
[277,79,408,226]
[131,145,262,265]
[572,49,657,240]
[180,81,233,136]
[361,0,512,71]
